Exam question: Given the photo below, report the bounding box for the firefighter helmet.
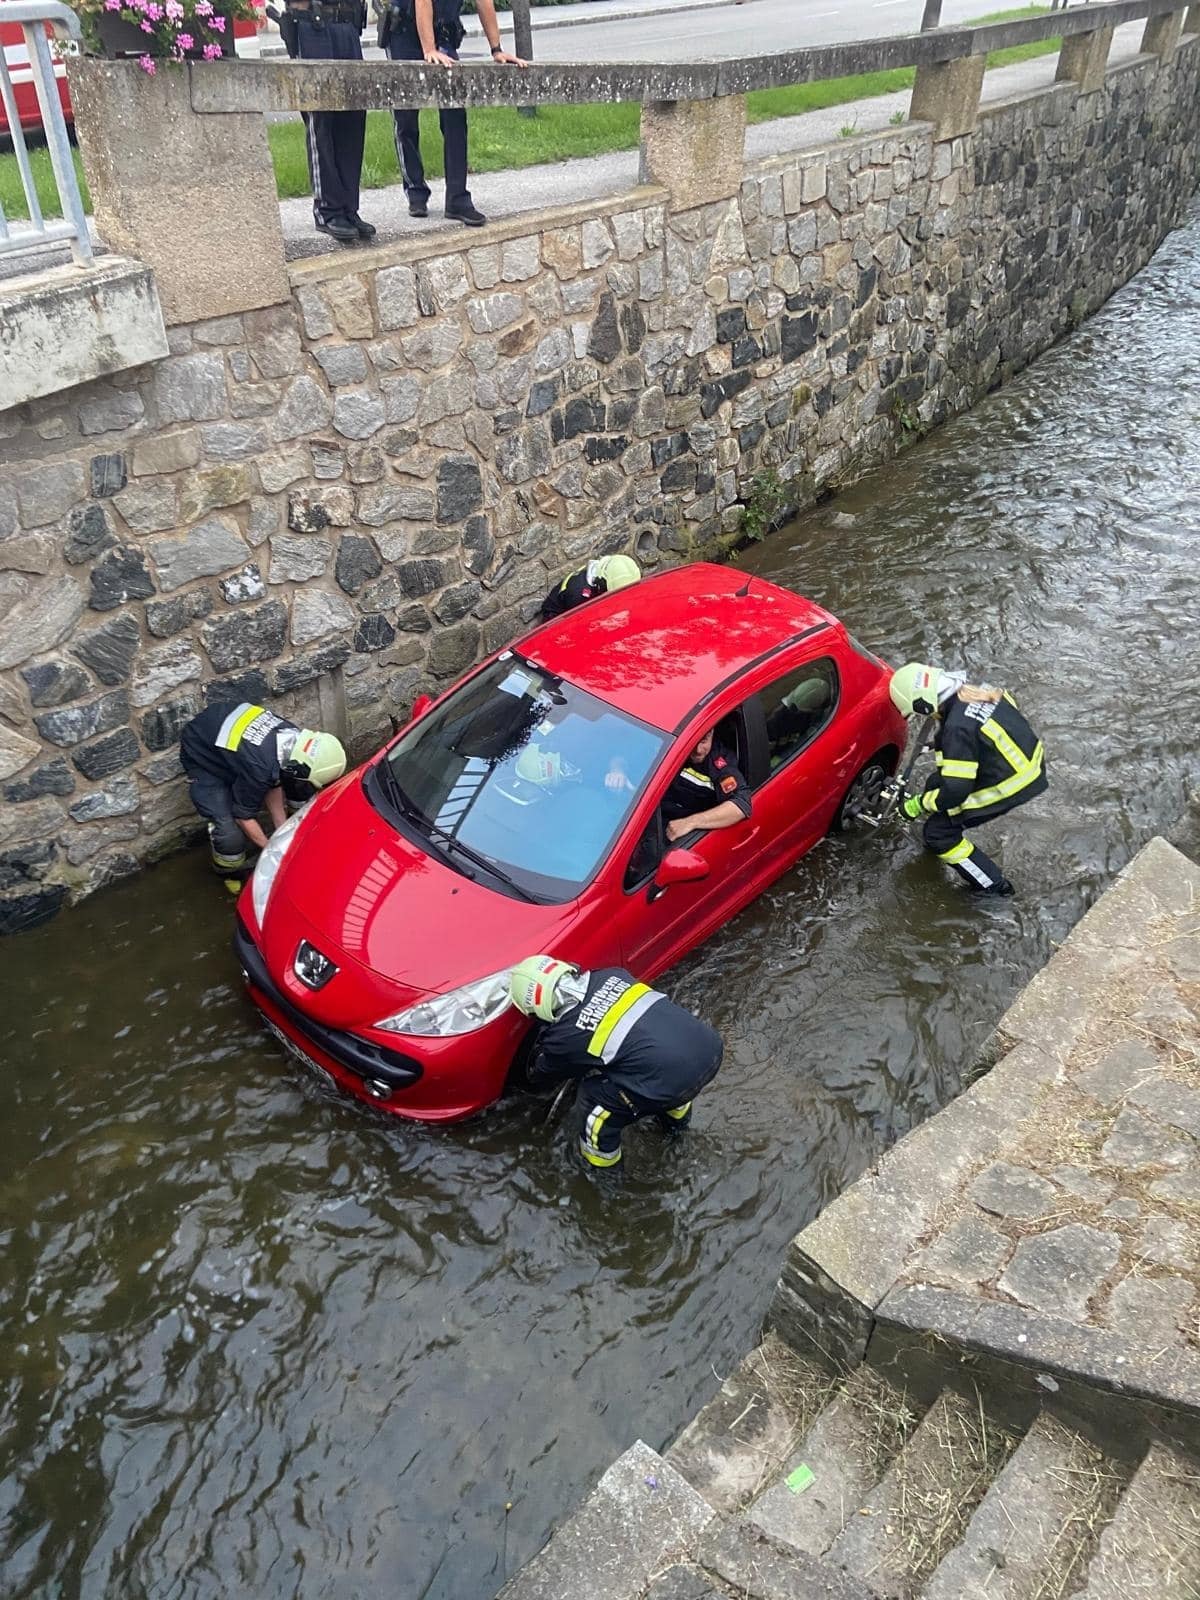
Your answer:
[510,955,579,1021]
[290,729,347,788]
[889,663,944,719]
[590,554,641,593]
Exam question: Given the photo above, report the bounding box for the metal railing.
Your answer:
[0,0,92,265]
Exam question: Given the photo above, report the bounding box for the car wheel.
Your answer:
[832,756,891,833]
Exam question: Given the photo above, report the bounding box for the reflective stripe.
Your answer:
[581,1106,622,1166]
[939,759,978,779]
[955,737,1043,814]
[216,703,263,752]
[663,1101,692,1120]
[922,788,940,812]
[938,839,974,863]
[678,766,714,791]
[587,984,661,1064]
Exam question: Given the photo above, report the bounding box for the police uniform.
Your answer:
[539,566,611,621]
[914,691,1047,892]
[384,0,473,219]
[280,0,368,237]
[180,702,298,869]
[661,742,752,826]
[532,967,724,1167]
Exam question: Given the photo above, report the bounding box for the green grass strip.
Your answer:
[0,6,1052,219]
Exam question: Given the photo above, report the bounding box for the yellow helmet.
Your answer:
[590,554,641,593]
[291,729,347,788]
[509,955,579,1021]
[889,663,944,719]
[515,743,566,786]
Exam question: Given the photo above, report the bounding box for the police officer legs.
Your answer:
[287,2,374,242]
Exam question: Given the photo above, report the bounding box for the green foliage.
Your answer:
[892,401,923,440]
[739,470,787,542]
[838,122,859,139]
[889,109,906,126]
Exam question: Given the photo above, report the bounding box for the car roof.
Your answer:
[521,562,839,734]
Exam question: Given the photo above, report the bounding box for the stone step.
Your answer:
[919,1411,1127,1600]
[826,1387,1018,1600]
[1066,1437,1200,1599]
[685,1512,885,1600]
[746,1363,922,1559]
[665,1330,842,1514]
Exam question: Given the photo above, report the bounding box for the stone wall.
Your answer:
[1,41,1198,932]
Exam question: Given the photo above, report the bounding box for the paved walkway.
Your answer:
[279,23,1147,260]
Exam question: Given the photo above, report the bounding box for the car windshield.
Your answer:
[380,655,667,901]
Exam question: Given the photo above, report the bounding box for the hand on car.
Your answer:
[424,47,457,65]
[604,762,633,792]
[665,818,692,843]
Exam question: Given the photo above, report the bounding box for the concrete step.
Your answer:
[665,1330,841,1514]
[1066,1438,1200,1599]
[919,1412,1127,1600]
[687,1513,885,1600]
[746,1363,922,1559]
[826,1387,1018,1600]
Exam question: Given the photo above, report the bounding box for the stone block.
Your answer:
[1141,7,1185,56]
[268,535,332,584]
[130,640,203,708]
[0,258,168,412]
[89,546,156,612]
[113,479,178,535]
[0,726,42,783]
[200,600,289,673]
[149,518,249,592]
[64,504,117,566]
[639,97,748,211]
[1055,25,1114,93]
[72,727,141,782]
[68,61,288,324]
[290,589,355,647]
[0,576,86,672]
[909,54,986,142]
[497,1441,714,1600]
[13,460,85,530]
[71,614,141,687]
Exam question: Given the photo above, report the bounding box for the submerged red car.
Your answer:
[235,563,905,1121]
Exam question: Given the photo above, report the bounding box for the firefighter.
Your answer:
[180,702,347,882]
[509,955,724,1170]
[539,555,642,621]
[659,726,752,841]
[890,662,1047,896]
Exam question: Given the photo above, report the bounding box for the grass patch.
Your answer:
[0,5,1052,219]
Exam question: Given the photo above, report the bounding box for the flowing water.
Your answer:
[4,207,1200,1600]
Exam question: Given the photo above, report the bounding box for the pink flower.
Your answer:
[194,0,212,13]
[209,13,225,29]
[165,0,182,16]
[137,51,156,71]
[103,0,121,10]
[202,40,221,56]
[146,4,163,19]
[139,18,153,29]
[176,30,193,46]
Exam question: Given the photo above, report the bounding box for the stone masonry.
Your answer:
[1,42,1198,932]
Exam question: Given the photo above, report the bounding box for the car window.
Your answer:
[381,655,667,901]
[624,809,664,891]
[759,657,840,775]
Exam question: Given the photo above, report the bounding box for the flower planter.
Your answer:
[91,7,235,58]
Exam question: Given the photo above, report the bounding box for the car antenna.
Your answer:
[735,576,753,597]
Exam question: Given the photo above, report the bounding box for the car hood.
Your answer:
[268,771,578,995]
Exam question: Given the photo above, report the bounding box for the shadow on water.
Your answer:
[3,206,1200,1598]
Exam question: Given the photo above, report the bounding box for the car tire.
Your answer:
[831,753,894,833]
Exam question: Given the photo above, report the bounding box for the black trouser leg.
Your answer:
[391,105,429,202]
[439,106,470,208]
[298,19,366,223]
[187,779,248,872]
[576,1080,636,1169]
[923,805,1015,893]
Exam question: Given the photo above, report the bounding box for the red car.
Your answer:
[235,563,906,1121]
[0,16,70,137]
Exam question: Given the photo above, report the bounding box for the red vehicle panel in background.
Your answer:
[0,2,263,137]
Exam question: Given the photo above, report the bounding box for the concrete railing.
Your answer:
[66,0,1200,324]
[0,0,92,265]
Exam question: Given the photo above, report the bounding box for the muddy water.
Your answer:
[4,210,1200,1600]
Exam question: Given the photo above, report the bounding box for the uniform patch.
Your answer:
[714,755,727,769]
[720,775,738,794]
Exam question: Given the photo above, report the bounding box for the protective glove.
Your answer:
[902,793,925,820]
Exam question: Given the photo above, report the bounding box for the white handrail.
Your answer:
[0,0,92,265]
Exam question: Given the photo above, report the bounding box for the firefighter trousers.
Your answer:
[922,771,1047,892]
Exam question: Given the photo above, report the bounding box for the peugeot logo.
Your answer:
[294,939,337,991]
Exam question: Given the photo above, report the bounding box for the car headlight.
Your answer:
[375,969,512,1037]
[250,805,310,926]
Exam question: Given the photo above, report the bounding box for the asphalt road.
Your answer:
[499,0,1037,62]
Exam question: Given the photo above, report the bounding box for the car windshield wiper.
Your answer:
[424,823,539,903]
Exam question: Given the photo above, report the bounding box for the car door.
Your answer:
[610,705,763,978]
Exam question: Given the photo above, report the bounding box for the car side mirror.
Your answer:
[410,693,433,721]
[653,847,710,891]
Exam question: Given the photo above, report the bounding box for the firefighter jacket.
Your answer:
[539,566,608,620]
[662,741,752,823]
[180,702,296,820]
[535,967,723,1108]
[918,692,1046,819]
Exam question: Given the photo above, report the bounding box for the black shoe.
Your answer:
[349,213,376,239]
[446,201,486,227]
[974,876,1015,897]
[408,198,429,218]
[315,213,358,243]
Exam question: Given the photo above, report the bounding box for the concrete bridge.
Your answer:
[1,1,1198,931]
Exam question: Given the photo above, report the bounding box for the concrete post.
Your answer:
[67,59,290,327]
[639,95,747,210]
[908,52,986,141]
[1185,5,1200,32]
[919,0,943,30]
[1055,24,1114,92]
[1141,6,1186,56]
